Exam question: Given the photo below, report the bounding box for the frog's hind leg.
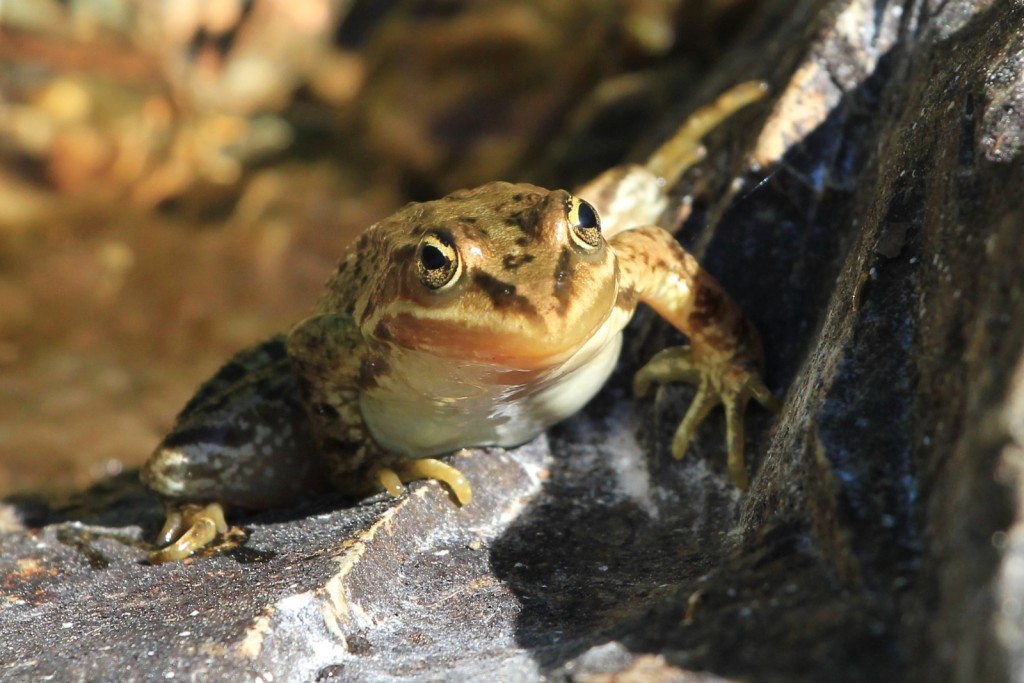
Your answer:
[575,81,769,238]
[645,80,769,187]
[634,345,780,490]
[148,502,229,564]
[373,456,473,506]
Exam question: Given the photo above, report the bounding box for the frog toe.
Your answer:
[401,457,472,505]
[718,367,781,489]
[375,467,407,497]
[751,377,783,414]
[722,390,751,490]
[670,375,720,460]
[634,346,700,398]
[375,457,473,506]
[155,508,186,547]
[724,371,781,490]
[148,502,229,564]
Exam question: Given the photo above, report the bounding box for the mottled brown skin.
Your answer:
[142,81,778,563]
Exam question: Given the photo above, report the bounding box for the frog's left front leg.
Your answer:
[611,226,780,489]
[376,456,472,506]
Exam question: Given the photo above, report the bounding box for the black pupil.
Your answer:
[422,244,449,270]
[577,201,598,229]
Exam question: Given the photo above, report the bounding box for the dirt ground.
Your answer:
[0,164,398,496]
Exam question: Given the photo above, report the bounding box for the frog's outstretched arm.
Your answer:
[610,226,780,489]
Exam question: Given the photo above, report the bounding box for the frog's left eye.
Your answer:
[417,232,461,291]
[566,197,602,250]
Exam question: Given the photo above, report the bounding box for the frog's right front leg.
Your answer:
[287,314,472,505]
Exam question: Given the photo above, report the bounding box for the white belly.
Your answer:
[360,329,624,457]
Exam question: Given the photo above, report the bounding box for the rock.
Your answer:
[0,447,550,681]
[2,0,1023,681]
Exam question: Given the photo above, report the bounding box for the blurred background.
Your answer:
[0,0,755,497]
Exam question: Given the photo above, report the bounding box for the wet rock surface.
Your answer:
[2,0,1024,681]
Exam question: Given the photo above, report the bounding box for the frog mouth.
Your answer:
[372,310,614,371]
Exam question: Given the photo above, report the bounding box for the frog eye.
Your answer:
[417,232,461,290]
[566,196,602,250]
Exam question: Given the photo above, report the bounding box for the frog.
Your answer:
[141,81,780,564]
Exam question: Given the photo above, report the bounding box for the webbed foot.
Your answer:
[373,454,473,505]
[634,345,780,490]
[148,502,229,564]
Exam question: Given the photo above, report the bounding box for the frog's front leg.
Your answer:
[287,313,472,505]
[611,226,780,490]
[376,456,472,506]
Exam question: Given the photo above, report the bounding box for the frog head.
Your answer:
[335,182,619,369]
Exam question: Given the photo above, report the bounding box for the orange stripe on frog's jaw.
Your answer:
[371,309,613,371]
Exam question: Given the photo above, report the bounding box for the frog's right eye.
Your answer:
[417,232,461,290]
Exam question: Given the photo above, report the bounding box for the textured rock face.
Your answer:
[2,0,1023,682]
